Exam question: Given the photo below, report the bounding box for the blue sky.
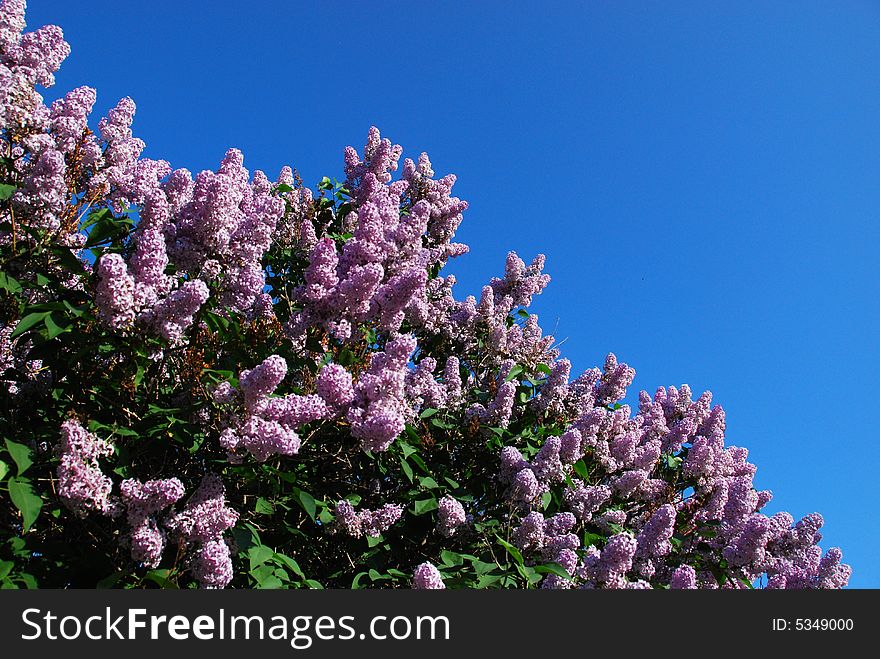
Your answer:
[27,0,879,586]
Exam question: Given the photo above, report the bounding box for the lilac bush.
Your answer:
[0,1,849,590]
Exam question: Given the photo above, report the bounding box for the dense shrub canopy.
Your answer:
[0,0,850,589]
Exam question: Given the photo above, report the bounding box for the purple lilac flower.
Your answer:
[332,500,404,538]
[191,540,233,589]
[56,419,115,517]
[412,562,445,590]
[316,363,355,412]
[436,496,466,537]
[166,474,238,545]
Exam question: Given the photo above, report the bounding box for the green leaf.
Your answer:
[412,497,438,516]
[504,364,524,382]
[665,454,682,469]
[4,440,32,476]
[409,453,430,474]
[7,477,42,532]
[495,536,524,565]
[0,459,8,481]
[404,424,422,444]
[419,408,439,419]
[351,571,369,589]
[471,560,496,575]
[273,554,305,580]
[297,490,317,521]
[254,497,275,515]
[248,545,274,570]
[18,572,38,589]
[143,569,178,589]
[518,564,543,585]
[419,476,439,489]
[80,207,111,230]
[304,579,323,589]
[540,491,552,510]
[572,460,589,480]
[255,575,283,589]
[0,271,21,294]
[399,458,414,482]
[10,311,50,339]
[0,183,17,201]
[84,211,133,247]
[583,532,604,548]
[133,363,146,390]
[440,550,464,567]
[534,562,572,580]
[43,312,71,339]
[49,244,85,273]
[475,574,504,589]
[535,362,552,375]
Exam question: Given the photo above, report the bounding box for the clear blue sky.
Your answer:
[27,0,879,586]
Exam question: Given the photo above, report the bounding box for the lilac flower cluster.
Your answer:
[510,511,580,589]
[91,145,286,339]
[1,321,49,397]
[404,357,449,411]
[165,474,239,589]
[289,127,474,345]
[1,30,219,345]
[274,166,317,251]
[489,252,551,309]
[119,477,184,568]
[55,419,115,517]
[436,496,467,538]
[450,283,557,372]
[498,352,850,588]
[412,562,445,590]
[332,500,404,538]
[467,380,517,429]
[531,358,571,417]
[215,355,357,461]
[346,334,416,452]
[498,428,585,508]
[1,0,84,239]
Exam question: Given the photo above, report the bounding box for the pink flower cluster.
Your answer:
[332,500,404,538]
[165,474,239,588]
[500,356,850,589]
[214,354,355,461]
[436,496,467,538]
[55,419,115,517]
[412,562,445,590]
[119,477,184,568]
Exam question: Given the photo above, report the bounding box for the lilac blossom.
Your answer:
[412,562,445,590]
[437,496,467,537]
[332,500,404,538]
[55,419,115,517]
